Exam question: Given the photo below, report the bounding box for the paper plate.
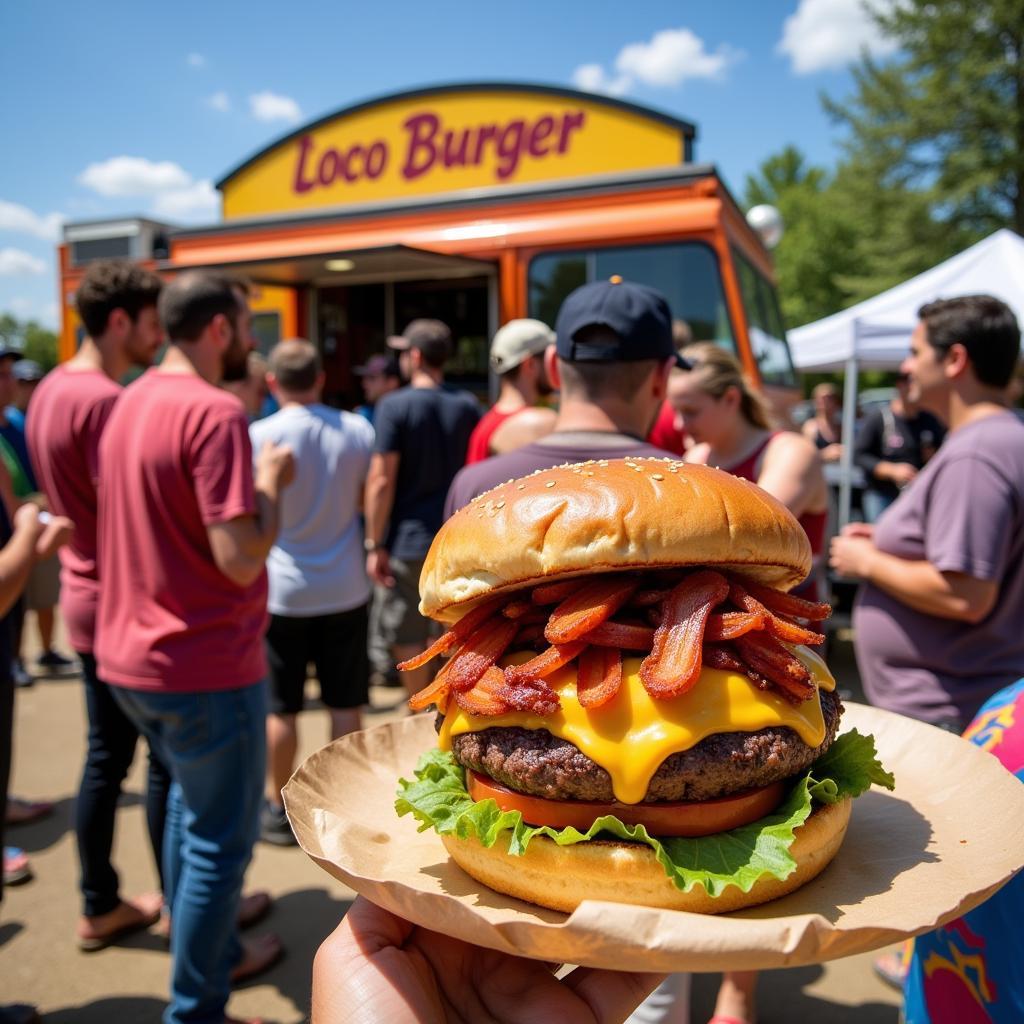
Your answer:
[283,702,1024,971]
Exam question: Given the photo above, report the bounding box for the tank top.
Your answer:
[465,406,528,464]
[723,434,828,599]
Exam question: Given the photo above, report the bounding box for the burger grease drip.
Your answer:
[439,647,836,804]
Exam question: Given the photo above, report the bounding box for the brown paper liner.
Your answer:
[283,702,1024,971]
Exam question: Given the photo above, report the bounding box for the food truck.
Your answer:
[56,83,797,407]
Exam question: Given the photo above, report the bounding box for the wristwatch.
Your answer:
[364,538,384,553]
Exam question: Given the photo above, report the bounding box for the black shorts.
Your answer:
[265,605,370,715]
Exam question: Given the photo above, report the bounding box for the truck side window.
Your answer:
[529,242,734,351]
[731,249,798,388]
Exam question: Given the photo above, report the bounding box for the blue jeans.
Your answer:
[77,652,171,916]
[112,682,267,1024]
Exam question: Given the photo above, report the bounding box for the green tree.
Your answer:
[744,147,860,327]
[0,313,58,370]
[825,0,1024,237]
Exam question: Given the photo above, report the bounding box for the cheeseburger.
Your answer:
[397,458,893,913]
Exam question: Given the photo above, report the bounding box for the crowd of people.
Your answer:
[1,257,1022,1023]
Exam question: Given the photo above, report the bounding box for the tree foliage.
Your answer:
[0,313,58,370]
[826,0,1024,237]
[749,0,1024,329]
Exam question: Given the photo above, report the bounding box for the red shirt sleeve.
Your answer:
[190,411,258,525]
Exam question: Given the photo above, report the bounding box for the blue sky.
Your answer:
[0,0,895,329]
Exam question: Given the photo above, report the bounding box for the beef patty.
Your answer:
[449,688,843,802]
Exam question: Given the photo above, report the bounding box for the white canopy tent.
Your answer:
[786,229,1024,524]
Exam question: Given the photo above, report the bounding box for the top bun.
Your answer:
[421,458,811,621]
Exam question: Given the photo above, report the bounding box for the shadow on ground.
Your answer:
[234,887,353,1014]
[40,996,166,1023]
[692,964,900,1023]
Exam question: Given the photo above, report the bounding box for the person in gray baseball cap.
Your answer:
[464,319,557,463]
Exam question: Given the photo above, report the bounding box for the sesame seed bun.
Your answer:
[421,459,812,622]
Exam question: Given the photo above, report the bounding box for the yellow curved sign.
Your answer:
[220,87,689,220]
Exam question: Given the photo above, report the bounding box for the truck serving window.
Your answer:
[731,250,798,388]
[529,243,735,351]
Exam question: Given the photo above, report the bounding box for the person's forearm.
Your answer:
[251,479,283,560]
[365,477,395,547]
[860,550,985,621]
[0,526,37,618]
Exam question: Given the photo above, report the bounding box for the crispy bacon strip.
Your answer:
[729,583,824,646]
[544,576,640,644]
[584,621,656,650]
[500,677,561,716]
[704,611,766,642]
[702,644,745,672]
[396,597,504,671]
[632,587,670,608]
[446,618,520,692]
[512,622,545,646]
[639,570,730,698]
[576,646,623,709]
[407,655,456,712]
[454,666,513,716]
[501,599,536,620]
[736,579,832,622]
[531,580,579,605]
[734,633,815,704]
[504,641,587,684]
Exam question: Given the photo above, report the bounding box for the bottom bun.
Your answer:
[442,797,852,914]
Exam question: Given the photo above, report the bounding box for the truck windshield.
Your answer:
[528,242,735,351]
[731,248,798,388]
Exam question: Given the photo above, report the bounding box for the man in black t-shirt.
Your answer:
[854,372,946,521]
[364,320,480,697]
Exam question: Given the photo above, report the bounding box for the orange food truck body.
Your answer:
[56,84,798,407]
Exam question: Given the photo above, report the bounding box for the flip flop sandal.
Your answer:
[78,905,162,952]
[3,847,32,886]
[5,797,55,827]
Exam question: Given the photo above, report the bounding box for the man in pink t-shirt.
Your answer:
[96,271,293,1024]
[27,259,172,950]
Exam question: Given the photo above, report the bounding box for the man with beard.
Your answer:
[464,319,557,463]
[27,259,173,948]
[95,272,294,1024]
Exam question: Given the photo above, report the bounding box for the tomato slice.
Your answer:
[466,771,785,837]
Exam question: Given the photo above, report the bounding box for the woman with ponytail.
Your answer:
[669,343,828,601]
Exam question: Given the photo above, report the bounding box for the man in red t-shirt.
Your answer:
[464,319,557,464]
[27,259,172,950]
[96,272,294,1024]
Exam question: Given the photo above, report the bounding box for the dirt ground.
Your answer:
[1,616,902,1023]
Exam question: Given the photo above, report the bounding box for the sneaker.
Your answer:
[3,847,33,886]
[11,660,32,689]
[260,801,297,847]
[37,649,76,671]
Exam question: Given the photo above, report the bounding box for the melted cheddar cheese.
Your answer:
[438,646,836,804]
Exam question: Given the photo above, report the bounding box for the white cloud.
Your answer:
[574,27,742,97]
[78,157,192,198]
[249,91,302,123]
[0,200,64,241]
[779,0,898,74]
[206,91,231,113]
[571,64,631,97]
[616,28,741,86]
[151,180,219,220]
[0,248,47,276]
[187,52,206,68]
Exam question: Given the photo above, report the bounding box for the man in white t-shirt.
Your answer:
[249,339,374,845]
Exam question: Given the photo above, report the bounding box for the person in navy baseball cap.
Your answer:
[555,276,692,369]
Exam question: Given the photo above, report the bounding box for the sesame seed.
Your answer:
[545,481,556,488]
[496,500,505,508]
[516,484,525,490]
[652,473,664,481]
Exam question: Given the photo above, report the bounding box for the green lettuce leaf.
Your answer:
[396,731,894,896]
